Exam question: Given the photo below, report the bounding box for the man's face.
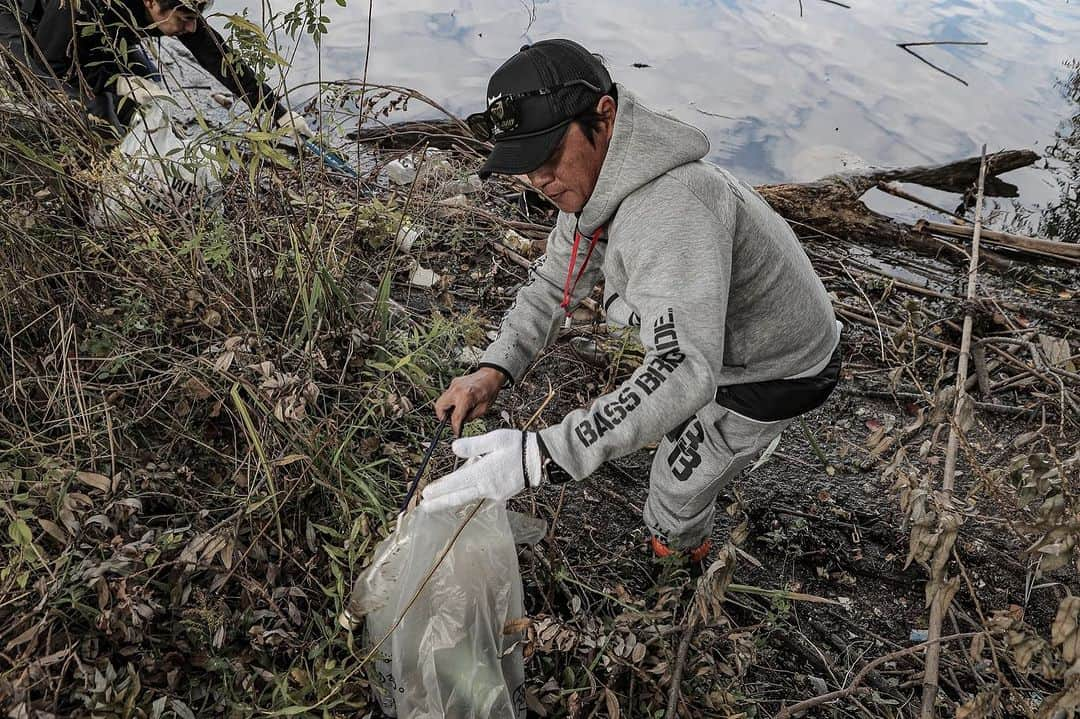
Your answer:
[525,95,616,214]
[144,0,200,35]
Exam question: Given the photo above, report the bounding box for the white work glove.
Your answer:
[420,429,543,512]
[275,110,313,139]
[115,75,171,105]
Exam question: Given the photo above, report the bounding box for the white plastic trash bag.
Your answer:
[342,500,527,718]
[91,95,222,228]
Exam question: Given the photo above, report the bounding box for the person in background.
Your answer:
[0,0,310,134]
[424,39,843,574]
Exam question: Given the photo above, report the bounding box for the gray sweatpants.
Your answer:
[643,401,793,550]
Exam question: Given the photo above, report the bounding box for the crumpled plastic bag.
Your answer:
[342,500,531,718]
[90,95,222,228]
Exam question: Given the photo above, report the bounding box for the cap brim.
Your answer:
[478,122,569,180]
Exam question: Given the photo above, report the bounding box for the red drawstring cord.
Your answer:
[560,225,604,317]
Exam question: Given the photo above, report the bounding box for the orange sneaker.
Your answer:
[648,535,711,582]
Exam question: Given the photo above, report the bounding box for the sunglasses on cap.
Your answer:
[465,78,604,141]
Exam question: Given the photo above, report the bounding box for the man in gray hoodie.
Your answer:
[423,39,842,566]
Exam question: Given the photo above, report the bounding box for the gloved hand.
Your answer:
[115,75,171,105]
[420,429,542,512]
[275,110,313,139]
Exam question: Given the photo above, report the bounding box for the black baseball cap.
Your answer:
[478,39,613,179]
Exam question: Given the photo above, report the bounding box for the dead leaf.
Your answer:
[1039,334,1074,371]
[213,350,235,373]
[869,434,896,459]
[271,454,309,467]
[182,376,213,400]
[1013,430,1040,449]
[1052,596,1080,665]
[5,622,41,650]
[1037,677,1080,718]
[956,394,976,432]
[901,407,926,436]
[695,545,737,624]
[929,513,962,579]
[604,687,620,719]
[37,517,68,543]
[968,632,985,663]
[524,689,548,717]
[930,387,955,424]
[76,471,111,493]
[729,518,749,547]
[248,361,274,379]
[503,617,531,635]
[956,688,1000,719]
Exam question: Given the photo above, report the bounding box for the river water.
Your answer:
[212,0,1078,227]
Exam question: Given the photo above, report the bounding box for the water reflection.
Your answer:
[212,0,1078,212]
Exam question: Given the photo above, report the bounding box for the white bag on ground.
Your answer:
[343,500,527,718]
[91,93,222,228]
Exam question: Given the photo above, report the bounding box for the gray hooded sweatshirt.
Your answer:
[480,86,840,481]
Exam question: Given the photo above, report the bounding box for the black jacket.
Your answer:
[0,0,286,121]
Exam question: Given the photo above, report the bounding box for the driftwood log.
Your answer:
[349,118,487,154]
[754,150,1066,268]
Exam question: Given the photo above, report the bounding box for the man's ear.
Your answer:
[598,95,617,137]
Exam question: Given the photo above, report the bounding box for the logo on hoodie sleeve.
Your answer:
[574,308,685,448]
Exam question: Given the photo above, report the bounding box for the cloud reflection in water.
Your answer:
[214,0,1078,205]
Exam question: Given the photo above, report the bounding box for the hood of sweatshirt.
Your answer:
[577,85,711,234]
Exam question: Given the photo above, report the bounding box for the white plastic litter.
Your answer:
[91,95,222,228]
[408,263,440,288]
[457,345,484,366]
[343,501,527,718]
[443,173,482,196]
[502,228,533,256]
[384,158,418,186]
[395,221,424,253]
[419,148,453,176]
[385,149,465,188]
[437,194,468,208]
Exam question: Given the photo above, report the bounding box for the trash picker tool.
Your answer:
[399,414,450,514]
